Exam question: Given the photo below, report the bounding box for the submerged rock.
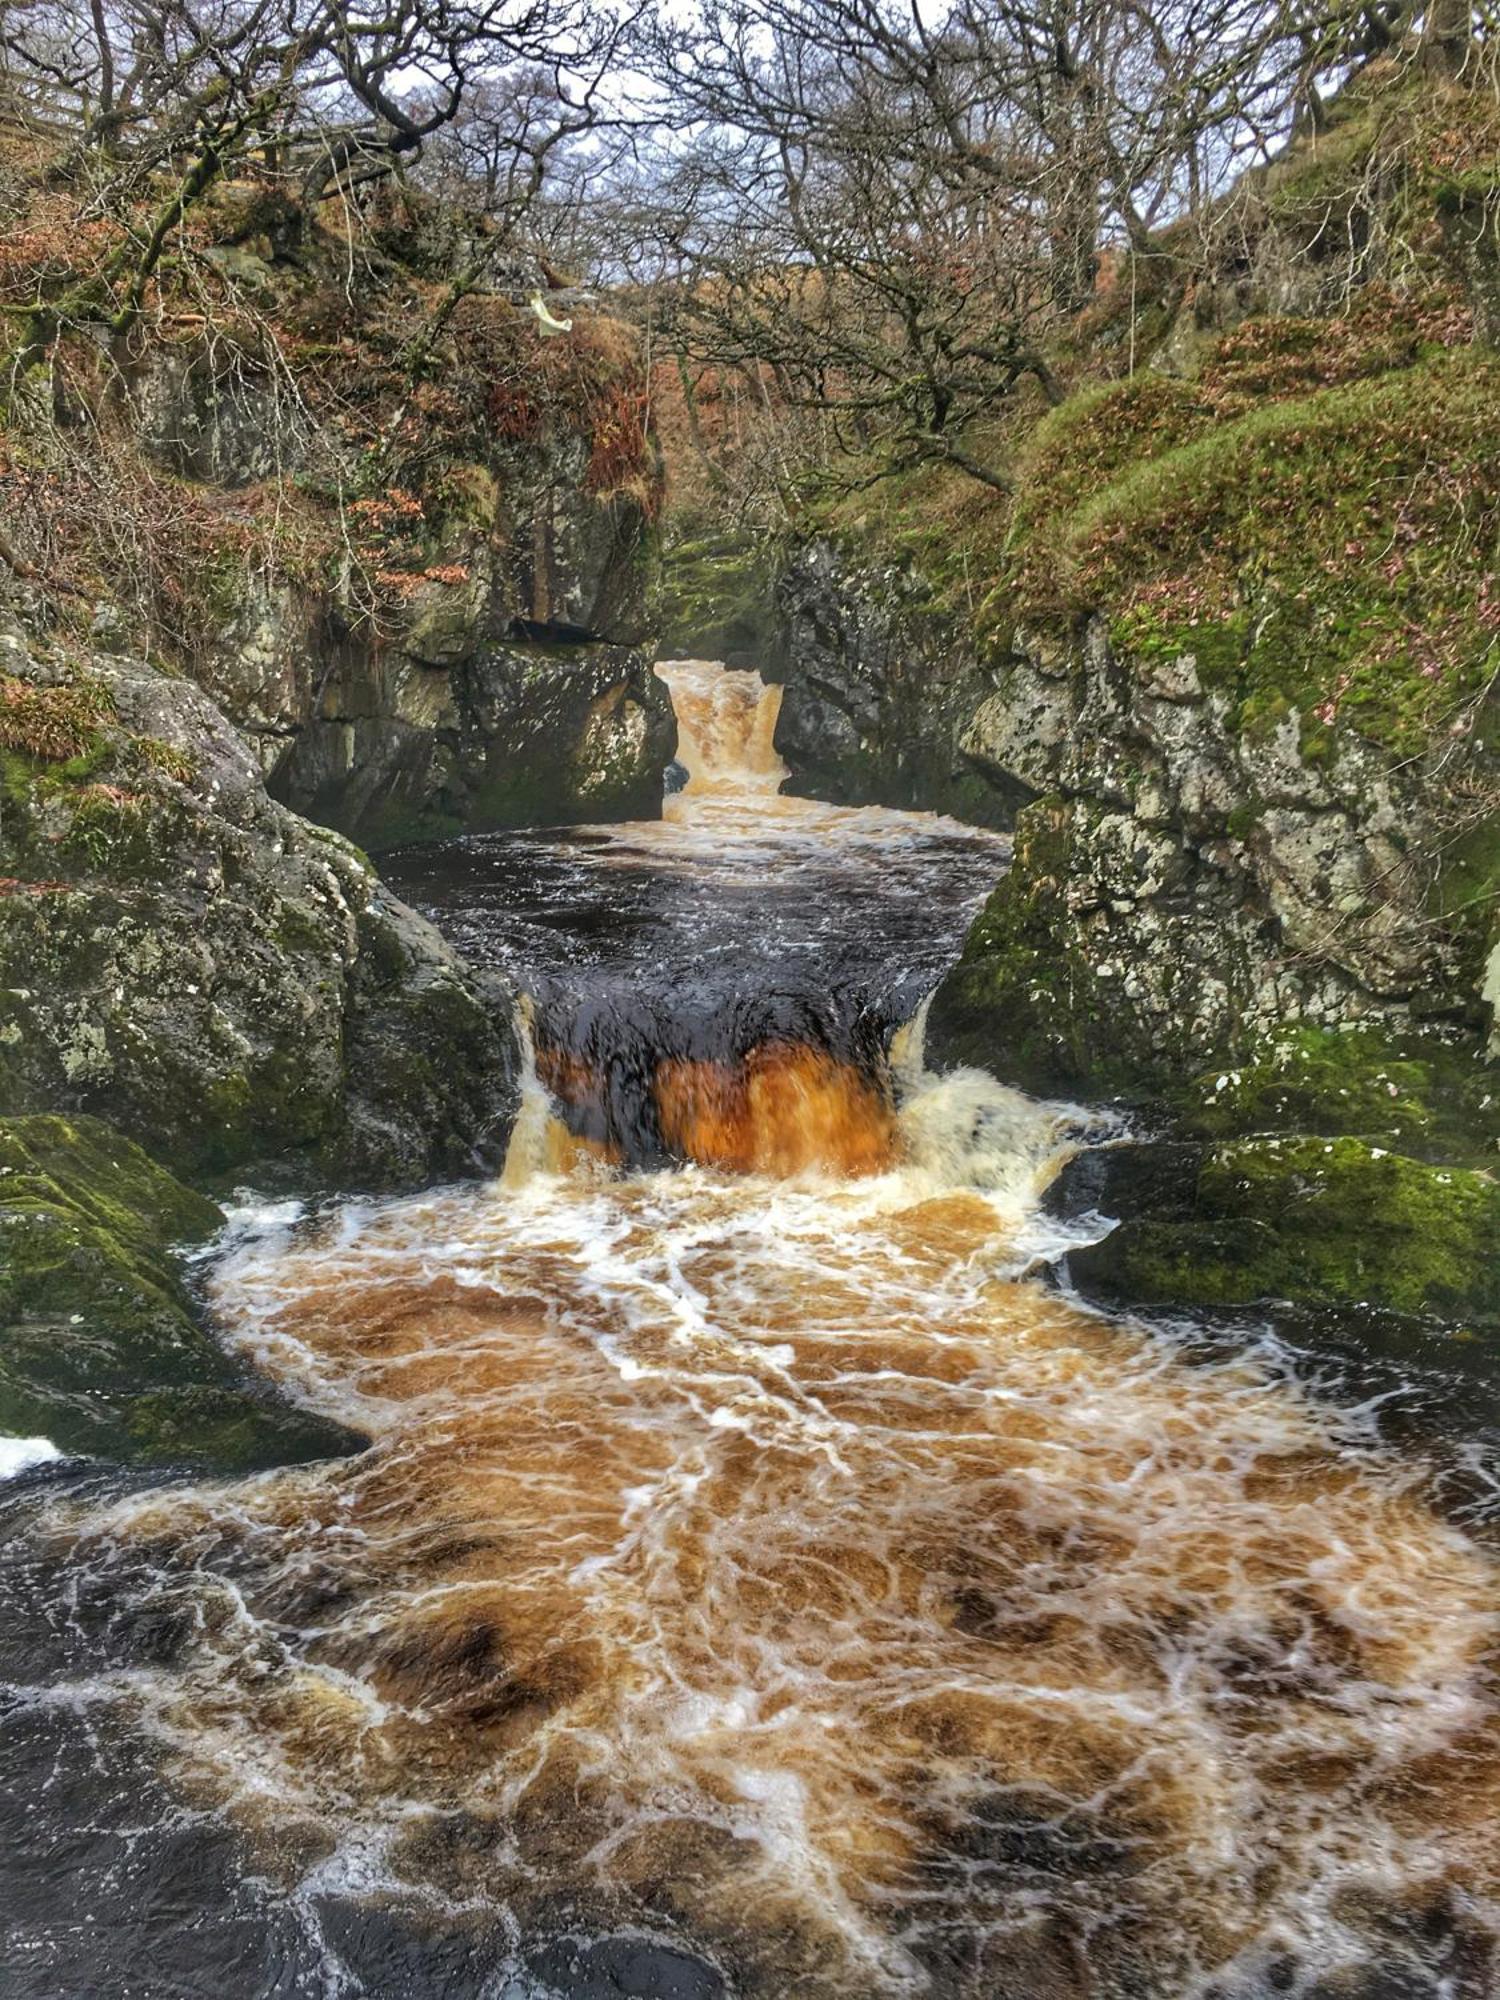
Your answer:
[0,608,519,1185]
[0,1114,358,1468]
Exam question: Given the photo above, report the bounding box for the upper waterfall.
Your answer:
[655,658,787,795]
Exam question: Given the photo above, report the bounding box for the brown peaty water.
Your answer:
[12,662,1500,1999]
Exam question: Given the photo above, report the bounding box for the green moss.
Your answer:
[50,736,113,783]
[1198,304,1426,415]
[1177,1024,1500,1160]
[1109,607,1249,689]
[1009,375,1214,550]
[0,1114,360,1468]
[1430,816,1500,989]
[659,527,779,659]
[433,459,499,531]
[1022,353,1500,756]
[271,899,341,954]
[60,786,162,871]
[1075,1135,1500,1324]
[926,797,1158,1096]
[1224,801,1262,842]
[133,735,197,785]
[1434,168,1500,216]
[0,1113,220,1249]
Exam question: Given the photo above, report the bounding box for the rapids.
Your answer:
[1,662,1497,2000]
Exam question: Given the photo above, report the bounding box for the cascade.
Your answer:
[655,658,788,795]
[1,662,1495,2000]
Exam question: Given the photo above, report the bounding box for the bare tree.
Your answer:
[617,0,1488,500]
[0,0,635,367]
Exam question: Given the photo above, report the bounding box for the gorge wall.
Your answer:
[1,166,682,1462]
[164,342,674,846]
[4,176,674,850]
[775,520,1496,1098]
[766,74,1500,1109]
[756,73,1500,1341]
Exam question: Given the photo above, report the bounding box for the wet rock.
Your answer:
[525,1932,727,1999]
[770,539,1027,826]
[1057,1133,1500,1327]
[266,639,674,848]
[1175,1022,1500,1160]
[0,608,519,1185]
[921,606,1450,1096]
[0,1113,359,1468]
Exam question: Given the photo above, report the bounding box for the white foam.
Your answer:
[0,1433,62,1478]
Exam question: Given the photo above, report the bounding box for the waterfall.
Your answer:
[655,657,787,795]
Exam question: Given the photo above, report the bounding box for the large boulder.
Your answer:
[0,606,519,1185]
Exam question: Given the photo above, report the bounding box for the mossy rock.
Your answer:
[1067,1134,1500,1326]
[1176,1024,1500,1164]
[1017,351,1500,758]
[0,1114,362,1470]
[925,796,1179,1097]
[659,528,779,661]
[1430,810,1500,994]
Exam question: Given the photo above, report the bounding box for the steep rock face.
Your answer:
[771,541,1022,827]
[771,538,1493,1098]
[4,175,674,850]
[127,336,673,847]
[0,604,519,1185]
[930,615,1459,1092]
[252,630,672,849]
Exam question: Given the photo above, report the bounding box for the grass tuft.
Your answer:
[0,674,115,761]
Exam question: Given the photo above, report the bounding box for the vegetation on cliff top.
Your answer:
[774,70,1500,767]
[0,145,659,679]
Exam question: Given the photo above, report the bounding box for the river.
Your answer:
[1,662,1496,1999]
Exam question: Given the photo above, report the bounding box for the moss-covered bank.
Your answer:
[771,75,1500,1113]
[1046,1019,1500,1337]
[658,525,781,665]
[1067,1134,1500,1327]
[0,1114,358,1468]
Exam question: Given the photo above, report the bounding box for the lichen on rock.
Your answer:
[0,605,519,1187]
